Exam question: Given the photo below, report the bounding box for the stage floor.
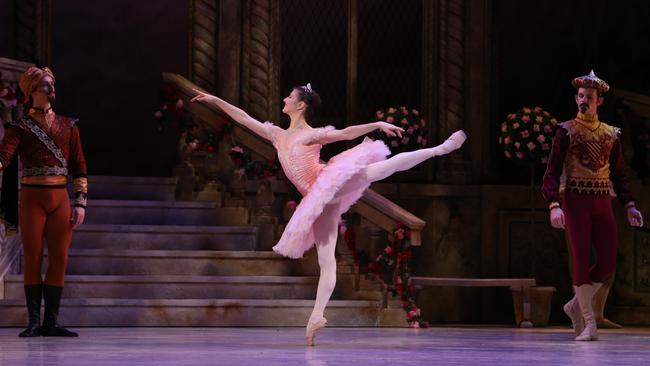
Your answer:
[1,326,649,365]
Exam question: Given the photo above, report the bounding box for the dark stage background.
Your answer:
[1,0,650,180]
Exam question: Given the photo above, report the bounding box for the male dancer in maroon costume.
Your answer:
[542,70,644,341]
[0,66,87,337]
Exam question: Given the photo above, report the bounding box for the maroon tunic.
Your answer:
[0,114,87,179]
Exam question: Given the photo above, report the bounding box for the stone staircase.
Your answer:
[0,176,406,327]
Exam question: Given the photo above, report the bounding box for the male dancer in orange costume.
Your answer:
[0,66,87,337]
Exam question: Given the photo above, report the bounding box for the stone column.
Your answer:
[14,0,51,64]
[423,0,493,184]
[240,0,280,122]
[190,0,219,93]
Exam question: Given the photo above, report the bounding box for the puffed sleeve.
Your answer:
[305,125,336,145]
[541,126,569,206]
[0,124,23,170]
[263,121,283,145]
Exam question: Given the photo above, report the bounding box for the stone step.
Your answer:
[83,200,249,226]
[72,224,258,251]
[3,275,318,300]
[3,274,380,300]
[27,249,313,276]
[72,176,178,201]
[0,298,407,327]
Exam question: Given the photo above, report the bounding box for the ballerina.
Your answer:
[192,84,466,345]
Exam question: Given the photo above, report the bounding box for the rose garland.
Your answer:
[229,145,281,180]
[339,218,428,328]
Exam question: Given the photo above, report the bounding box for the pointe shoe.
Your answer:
[305,317,327,346]
[563,297,584,336]
[442,130,467,152]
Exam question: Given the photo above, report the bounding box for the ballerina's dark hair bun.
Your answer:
[294,83,321,122]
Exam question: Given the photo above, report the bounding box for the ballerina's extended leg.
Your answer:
[364,130,466,182]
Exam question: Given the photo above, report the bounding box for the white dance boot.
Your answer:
[563,295,584,336]
[575,283,602,341]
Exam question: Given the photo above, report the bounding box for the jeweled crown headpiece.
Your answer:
[571,70,610,93]
[302,83,313,94]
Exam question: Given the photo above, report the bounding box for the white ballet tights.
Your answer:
[310,203,340,322]
[364,130,466,182]
[308,130,466,323]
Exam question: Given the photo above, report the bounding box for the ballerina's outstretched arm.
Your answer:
[308,122,404,145]
[191,88,274,142]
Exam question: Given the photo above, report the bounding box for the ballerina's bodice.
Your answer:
[266,124,331,195]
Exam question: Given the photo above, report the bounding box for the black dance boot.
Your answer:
[41,285,78,337]
[18,284,43,337]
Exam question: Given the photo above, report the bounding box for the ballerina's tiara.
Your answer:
[302,83,313,93]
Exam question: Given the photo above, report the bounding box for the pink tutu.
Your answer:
[272,138,390,258]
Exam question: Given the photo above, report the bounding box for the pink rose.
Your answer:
[504,151,512,158]
[508,113,516,120]
[504,136,511,144]
[408,309,418,318]
[534,106,542,112]
[420,138,427,146]
[417,136,423,143]
[154,110,163,119]
[388,107,397,114]
[550,118,558,124]
[521,130,530,138]
[522,107,532,113]
[522,116,530,123]
[231,146,244,153]
[384,246,393,254]
[536,135,545,143]
[501,123,508,132]
[376,110,385,119]
[188,141,198,151]
[533,124,541,132]
[386,116,395,123]
[543,111,550,117]
[515,152,524,159]
[412,109,419,116]
[401,137,410,144]
[411,322,420,329]
[542,143,550,150]
[395,228,405,240]
[400,118,409,126]
[527,142,536,151]
[536,116,543,123]
[396,277,402,284]
[407,127,415,134]
[513,122,520,129]
[544,125,552,133]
